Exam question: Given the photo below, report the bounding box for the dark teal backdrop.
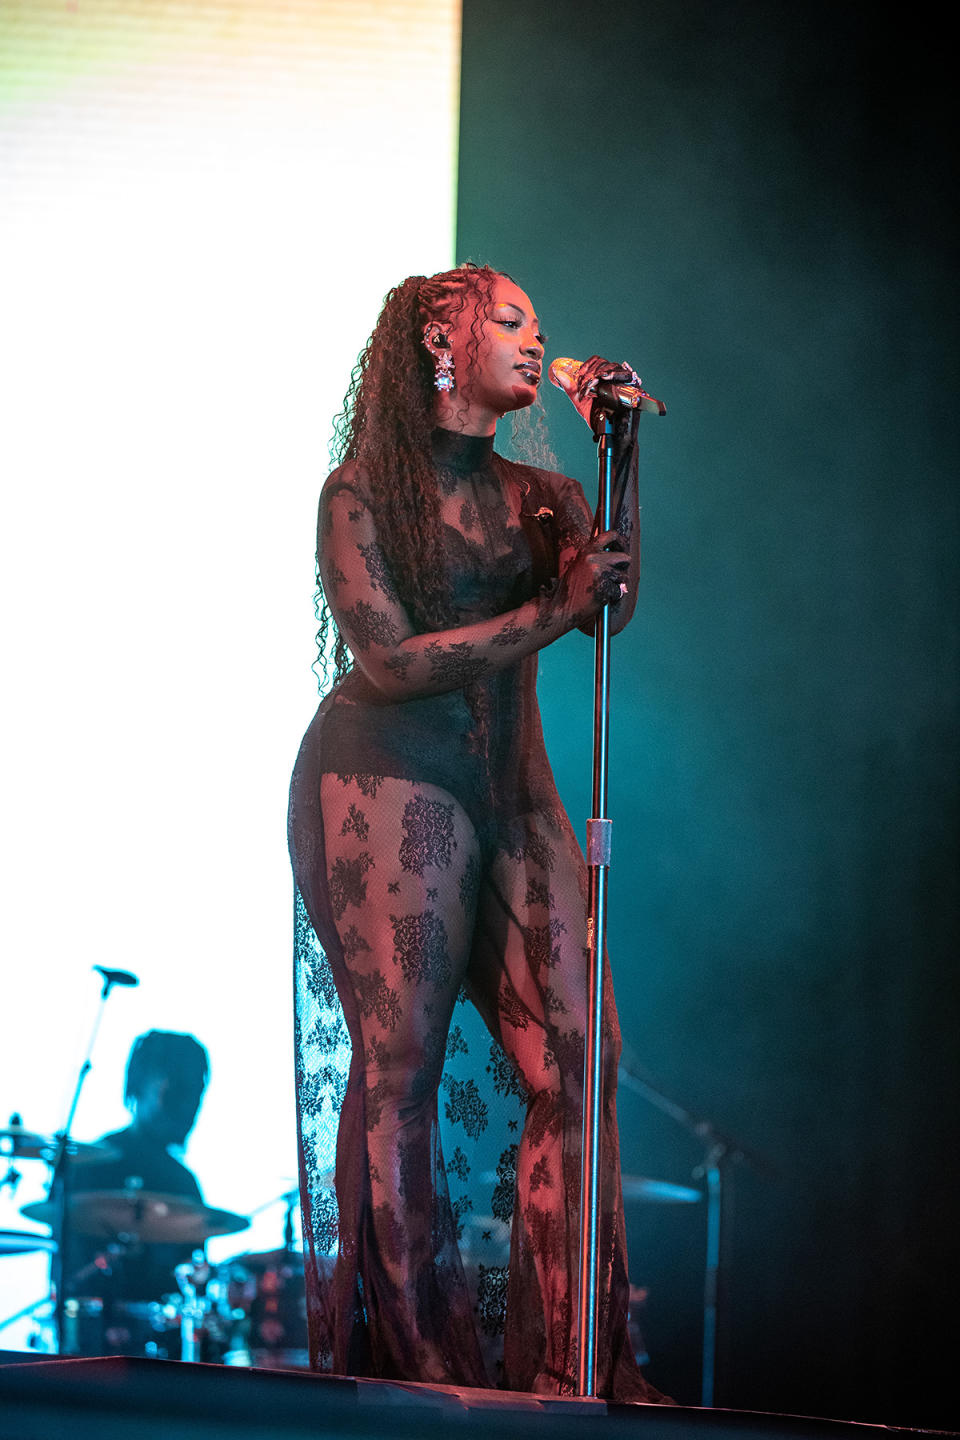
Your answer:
[458,1,958,1427]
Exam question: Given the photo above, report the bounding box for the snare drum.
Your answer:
[216,1248,308,1369]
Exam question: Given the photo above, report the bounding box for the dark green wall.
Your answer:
[458,1,958,1425]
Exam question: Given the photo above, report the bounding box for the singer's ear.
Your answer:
[423,324,449,353]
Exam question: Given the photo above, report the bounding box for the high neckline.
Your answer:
[431,426,496,473]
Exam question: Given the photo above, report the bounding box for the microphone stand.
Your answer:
[46,968,132,1354]
[617,1053,773,1406]
[568,375,665,1398]
[577,410,616,1398]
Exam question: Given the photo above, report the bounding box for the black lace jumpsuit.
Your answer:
[288,426,656,1398]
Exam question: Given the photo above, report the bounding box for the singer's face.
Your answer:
[445,277,546,431]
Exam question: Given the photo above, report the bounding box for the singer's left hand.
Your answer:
[574,355,640,404]
[565,355,640,427]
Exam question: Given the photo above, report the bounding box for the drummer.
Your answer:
[70,1030,209,1302]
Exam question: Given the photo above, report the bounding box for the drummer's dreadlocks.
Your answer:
[125,1030,209,1106]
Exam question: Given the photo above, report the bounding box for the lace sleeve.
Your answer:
[547,439,640,637]
[318,479,579,702]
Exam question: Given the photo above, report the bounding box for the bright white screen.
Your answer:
[0,0,460,1350]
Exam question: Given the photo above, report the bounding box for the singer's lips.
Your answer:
[516,364,541,382]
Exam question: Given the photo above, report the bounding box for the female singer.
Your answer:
[289,262,663,1400]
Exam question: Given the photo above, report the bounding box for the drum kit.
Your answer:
[3,1112,707,1370]
[1,1122,308,1367]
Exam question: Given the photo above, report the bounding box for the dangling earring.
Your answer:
[433,348,455,393]
[425,328,455,393]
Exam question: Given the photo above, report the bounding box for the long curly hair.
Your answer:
[313,262,508,691]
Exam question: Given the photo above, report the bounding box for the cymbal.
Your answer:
[0,1129,119,1164]
[224,1247,304,1271]
[0,1126,49,1159]
[0,1228,56,1256]
[621,1175,702,1204]
[21,1191,250,1245]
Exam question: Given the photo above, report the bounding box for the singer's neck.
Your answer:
[432,394,500,437]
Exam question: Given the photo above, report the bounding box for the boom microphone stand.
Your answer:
[617,1047,772,1405]
[46,964,138,1352]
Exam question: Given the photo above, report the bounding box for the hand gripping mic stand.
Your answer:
[577,387,665,1398]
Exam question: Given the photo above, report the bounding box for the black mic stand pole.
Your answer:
[575,379,669,1397]
[572,375,665,1398]
[46,966,132,1353]
[576,409,616,1397]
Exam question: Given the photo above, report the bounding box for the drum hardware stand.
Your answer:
[2,1114,24,1195]
[1,1115,51,1344]
[175,1253,212,1362]
[0,1293,54,1341]
[281,1188,298,1252]
[617,1049,772,1405]
[577,386,664,1398]
[45,964,139,1353]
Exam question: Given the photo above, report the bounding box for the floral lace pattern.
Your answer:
[289,429,662,1398]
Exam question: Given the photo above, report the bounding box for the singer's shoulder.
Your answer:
[320,459,375,511]
[496,452,580,491]
[498,453,587,511]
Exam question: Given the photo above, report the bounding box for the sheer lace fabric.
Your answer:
[288,428,660,1398]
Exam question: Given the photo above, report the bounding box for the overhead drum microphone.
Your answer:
[93,965,140,996]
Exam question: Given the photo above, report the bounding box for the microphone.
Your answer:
[93,965,140,997]
[548,356,666,417]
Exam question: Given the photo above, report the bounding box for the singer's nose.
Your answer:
[522,335,544,359]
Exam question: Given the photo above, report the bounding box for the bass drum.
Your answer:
[62,1296,184,1360]
[218,1247,309,1370]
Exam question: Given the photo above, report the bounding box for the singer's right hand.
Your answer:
[551,529,631,626]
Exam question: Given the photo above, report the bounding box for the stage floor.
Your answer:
[1,1354,955,1440]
